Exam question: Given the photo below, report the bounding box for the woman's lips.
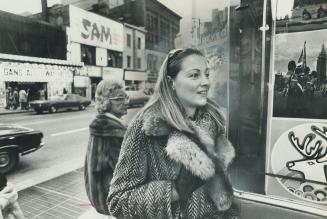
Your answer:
[197,90,208,96]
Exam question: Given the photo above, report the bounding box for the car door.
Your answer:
[66,94,80,109]
[62,94,74,110]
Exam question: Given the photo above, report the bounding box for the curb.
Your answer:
[0,109,35,116]
[0,104,96,116]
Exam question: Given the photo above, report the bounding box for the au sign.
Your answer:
[81,19,112,45]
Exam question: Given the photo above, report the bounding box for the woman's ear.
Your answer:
[106,101,111,112]
[167,76,176,90]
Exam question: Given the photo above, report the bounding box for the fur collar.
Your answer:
[141,103,234,180]
[90,114,126,137]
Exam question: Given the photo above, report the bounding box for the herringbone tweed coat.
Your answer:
[84,113,126,215]
[108,103,237,219]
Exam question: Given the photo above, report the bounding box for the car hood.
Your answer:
[0,124,34,136]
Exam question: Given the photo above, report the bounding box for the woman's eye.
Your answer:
[189,73,199,79]
[205,73,210,78]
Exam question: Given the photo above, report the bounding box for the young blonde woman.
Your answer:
[108,48,238,219]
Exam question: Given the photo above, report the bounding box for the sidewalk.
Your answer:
[0,107,34,115]
[17,168,92,219]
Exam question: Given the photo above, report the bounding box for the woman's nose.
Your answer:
[200,74,210,86]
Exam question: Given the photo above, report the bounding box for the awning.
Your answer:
[0,53,84,67]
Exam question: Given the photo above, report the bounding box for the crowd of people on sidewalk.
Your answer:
[4,87,47,111]
[5,87,29,111]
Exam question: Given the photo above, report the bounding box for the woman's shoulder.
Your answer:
[128,103,172,137]
[90,114,126,137]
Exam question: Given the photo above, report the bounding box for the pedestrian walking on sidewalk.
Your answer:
[19,89,28,110]
[84,79,128,216]
[108,48,239,219]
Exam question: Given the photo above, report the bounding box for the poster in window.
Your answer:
[273,28,327,119]
[275,0,327,33]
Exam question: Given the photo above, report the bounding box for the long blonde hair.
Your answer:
[142,48,225,133]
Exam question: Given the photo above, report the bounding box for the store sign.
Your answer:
[0,63,73,82]
[85,65,101,77]
[270,123,327,203]
[74,76,90,87]
[69,5,123,51]
[124,70,147,81]
[102,67,123,81]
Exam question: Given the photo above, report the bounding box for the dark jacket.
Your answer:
[108,103,236,219]
[84,113,126,215]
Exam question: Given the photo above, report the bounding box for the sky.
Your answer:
[0,0,231,47]
[274,29,327,74]
[0,0,230,17]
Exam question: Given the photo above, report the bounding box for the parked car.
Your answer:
[125,90,151,107]
[29,94,91,114]
[0,124,44,173]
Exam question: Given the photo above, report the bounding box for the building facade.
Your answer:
[123,24,148,90]
[67,5,124,99]
[317,44,327,86]
[0,10,82,108]
[63,0,181,83]
[34,5,125,100]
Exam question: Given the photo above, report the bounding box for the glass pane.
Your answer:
[228,0,271,194]
[267,0,327,207]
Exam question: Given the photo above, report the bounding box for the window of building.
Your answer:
[136,57,142,69]
[147,54,157,72]
[127,34,131,48]
[137,37,141,50]
[107,50,122,68]
[127,55,131,68]
[81,44,96,65]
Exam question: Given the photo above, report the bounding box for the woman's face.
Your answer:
[108,89,129,118]
[172,54,210,114]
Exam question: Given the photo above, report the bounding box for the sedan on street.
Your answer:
[29,94,91,114]
[0,124,44,173]
[125,90,151,107]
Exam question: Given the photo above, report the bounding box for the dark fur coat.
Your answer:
[84,113,126,215]
[108,103,236,219]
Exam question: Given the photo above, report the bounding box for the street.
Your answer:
[0,106,141,191]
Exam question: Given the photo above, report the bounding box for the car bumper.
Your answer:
[22,141,45,156]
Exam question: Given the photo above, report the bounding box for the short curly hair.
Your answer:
[95,79,124,114]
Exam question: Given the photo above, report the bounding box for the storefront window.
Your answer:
[107,50,122,68]
[81,44,96,65]
[266,0,327,207]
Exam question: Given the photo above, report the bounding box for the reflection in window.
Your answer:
[107,50,122,68]
[81,44,96,65]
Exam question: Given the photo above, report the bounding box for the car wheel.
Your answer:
[50,106,57,113]
[0,150,19,174]
[79,104,86,110]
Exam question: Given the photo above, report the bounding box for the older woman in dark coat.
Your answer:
[84,79,129,215]
[108,48,238,219]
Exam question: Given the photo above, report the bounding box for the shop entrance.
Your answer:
[90,77,102,101]
[6,82,48,101]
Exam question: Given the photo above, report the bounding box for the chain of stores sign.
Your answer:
[0,63,73,82]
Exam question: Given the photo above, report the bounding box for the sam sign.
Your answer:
[69,5,123,52]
